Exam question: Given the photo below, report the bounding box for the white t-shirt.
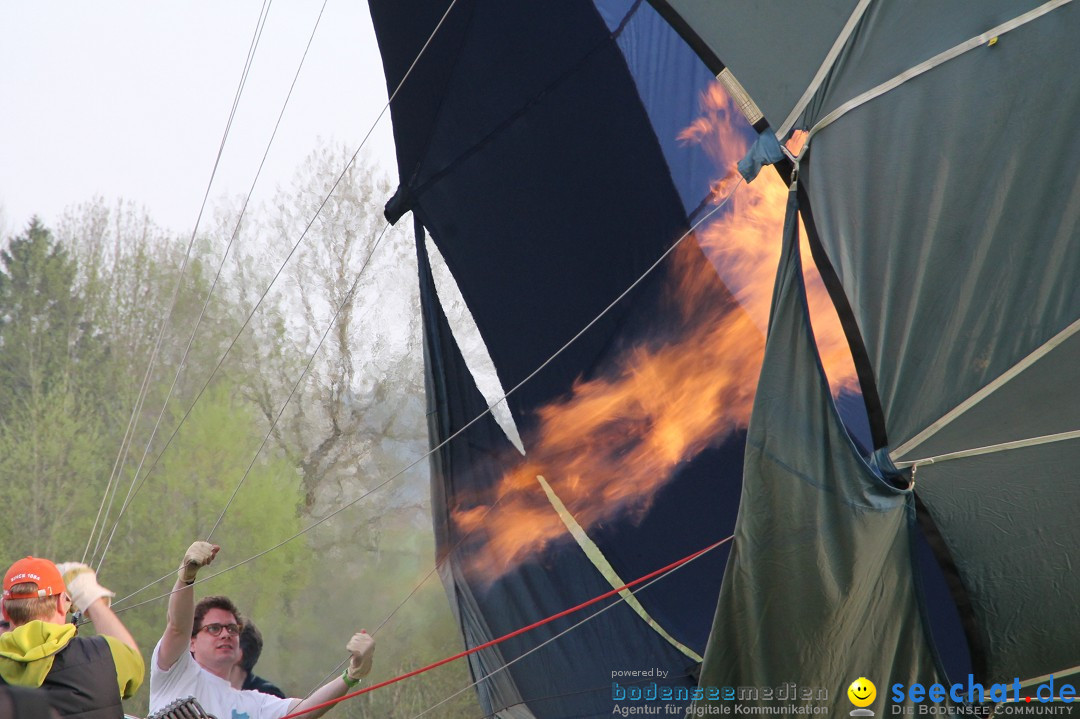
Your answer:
[150,639,294,719]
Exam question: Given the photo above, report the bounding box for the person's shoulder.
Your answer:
[150,635,192,678]
[228,682,294,719]
[95,636,144,699]
[100,635,145,670]
[245,674,287,699]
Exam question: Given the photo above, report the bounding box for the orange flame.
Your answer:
[453,84,857,580]
[454,242,763,577]
[684,87,856,395]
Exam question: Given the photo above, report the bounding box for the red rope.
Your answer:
[280,536,731,719]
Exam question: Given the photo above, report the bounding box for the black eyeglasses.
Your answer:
[197,622,242,637]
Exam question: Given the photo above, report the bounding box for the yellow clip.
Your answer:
[988,36,999,46]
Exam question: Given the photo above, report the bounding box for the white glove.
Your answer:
[346,631,375,680]
[178,541,218,584]
[55,562,115,612]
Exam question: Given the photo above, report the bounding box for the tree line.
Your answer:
[0,147,477,717]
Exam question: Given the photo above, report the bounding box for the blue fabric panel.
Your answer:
[373,2,748,715]
[600,0,728,213]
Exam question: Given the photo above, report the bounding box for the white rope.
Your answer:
[205,221,391,540]
[110,170,745,611]
[106,0,466,607]
[409,535,733,719]
[86,0,276,570]
[95,0,469,569]
[121,0,333,551]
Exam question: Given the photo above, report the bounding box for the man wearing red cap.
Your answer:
[149,541,375,719]
[0,556,143,717]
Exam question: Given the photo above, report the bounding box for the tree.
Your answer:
[231,145,426,525]
[222,146,479,716]
[0,219,116,557]
[0,218,112,413]
[0,172,479,716]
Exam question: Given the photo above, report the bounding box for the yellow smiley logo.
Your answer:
[848,677,876,708]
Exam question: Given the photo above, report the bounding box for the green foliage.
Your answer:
[0,218,118,557]
[2,154,482,717]
[0,218,103,405]
[101,383,310,718]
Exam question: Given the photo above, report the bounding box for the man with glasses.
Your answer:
[150,542,375,719]
[0,556,144,716]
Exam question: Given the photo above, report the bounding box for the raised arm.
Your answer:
[158,541,218,671]
[287,631,375,719]
[58,563,136,652]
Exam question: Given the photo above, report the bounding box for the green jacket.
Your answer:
[0,620,143,716]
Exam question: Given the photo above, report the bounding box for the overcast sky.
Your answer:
[1,1,398,238]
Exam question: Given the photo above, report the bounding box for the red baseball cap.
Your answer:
[3,557,66,600]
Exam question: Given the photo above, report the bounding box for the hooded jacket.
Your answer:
[0,621,143,718]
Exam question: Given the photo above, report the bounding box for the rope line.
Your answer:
[93,0,461,578]
[206,220,390,540]
[109,165,747,613]
[104,217,392,611]
[85,0,274,567]
[94,113,368,570]
[101,0,327,566]
[411,544,724,719]
[83,375,147,564]
[108,171,744,612]
[86,0,276,571]
[277,536,732,719]
[293,491,515,702]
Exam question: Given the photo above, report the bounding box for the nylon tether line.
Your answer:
[104,0,328,562]
[291,490,517,703]
[274,536,732,719]
[96,0,463,606]
[100,215,395,607]
[107,170,743,613]
[413,540,728,719]
[91,0,454,571]
[85,0,276,570]
[205,220,391,540]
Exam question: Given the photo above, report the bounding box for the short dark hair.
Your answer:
[238,620,264,675]
[192,595,243,637]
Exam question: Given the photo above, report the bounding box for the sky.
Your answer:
[1,1,398,238]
